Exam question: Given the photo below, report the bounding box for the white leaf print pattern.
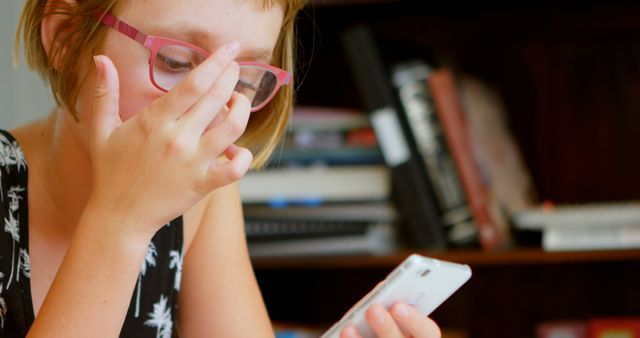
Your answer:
[0,133,27,202]
[144,295,173,338]
[168,250,183,291]
[135,241,157,318]
[19,248,31,280]
[0,272,7,329]
[4,186,24,290]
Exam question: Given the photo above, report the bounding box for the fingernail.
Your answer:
[93,56,104,80]
[394,303,410,318]
[225,41,240,55]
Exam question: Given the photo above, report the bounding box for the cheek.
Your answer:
[101,34,163,121]
[118,76,162,121]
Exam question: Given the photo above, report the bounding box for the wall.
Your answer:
[0,1,52,130]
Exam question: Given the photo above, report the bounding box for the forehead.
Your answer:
[121,0,285,58]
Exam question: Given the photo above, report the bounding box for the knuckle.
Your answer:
[226,166,244,182]
[163,134,190,155]
[183,75,209,97]
[137,111,156,136]
[212,53,230,70]
[192,174,211,195]
[210,86,231,103]
[227,62,240,79]
[225,118,247,139]
[228,157,251,181]
[93,85,109,100]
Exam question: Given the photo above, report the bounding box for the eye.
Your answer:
[156,52,194,73]
[236,80,258,92]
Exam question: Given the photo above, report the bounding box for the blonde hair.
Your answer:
[14,0,308,169]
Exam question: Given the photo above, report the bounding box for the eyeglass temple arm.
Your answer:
[97,12,148,45]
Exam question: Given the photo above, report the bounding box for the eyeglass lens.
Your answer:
[152,44,278,109]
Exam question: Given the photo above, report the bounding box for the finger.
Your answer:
[366,305,404,338]
[206,105,230,132]
[92,55,122,148]
[204,145,253,189]
[208,92,251,130]
[223,144,245,159]
[150,41,241,121]
[390,303,441,338]
[340,325,364,338]
[178,61,240,134]
[199,92,251,155]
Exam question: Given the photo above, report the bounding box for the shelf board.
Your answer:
[311,0,398,7]
[251,248,640,269]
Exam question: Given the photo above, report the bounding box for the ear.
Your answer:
[40,0,78,70]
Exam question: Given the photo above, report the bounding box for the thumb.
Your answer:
[92,55,122,146]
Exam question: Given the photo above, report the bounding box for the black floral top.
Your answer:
[0,130,184,337]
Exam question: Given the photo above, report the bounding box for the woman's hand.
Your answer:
[340,303,441,338]
[86,42,252,239]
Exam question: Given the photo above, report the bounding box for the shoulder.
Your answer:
[182,182,243,252]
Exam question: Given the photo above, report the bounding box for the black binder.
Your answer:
[341,24,447,250]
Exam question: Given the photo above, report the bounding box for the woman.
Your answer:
[0,0,442,337]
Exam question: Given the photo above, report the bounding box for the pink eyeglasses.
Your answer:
[98,13,293,112]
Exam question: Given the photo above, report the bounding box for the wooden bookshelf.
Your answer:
[254,249,640,338]
[252,2,640,337]
[252,248,640,269]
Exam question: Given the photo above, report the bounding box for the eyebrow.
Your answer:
[145,23,274,62]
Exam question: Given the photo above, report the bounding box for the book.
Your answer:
[511,200,640,251]
[457,74,538,216]
[267,106,384,167]
[589,318,640,338]
[238,164,390,205]
[246,220,398,257]
[244,201,400,257]
[537,318,640,338]
[341,24,447,250]
[537,321,589,338]
[512,200,640,230]
[391,59,477,247]
[274,126,382,167]
[270,144,383,167]
[275,329,322,338]
[543,224,640,252]
[244,201,398,223]
[273,322,324,338]
[290,106,371,132]
[428,68,512,251]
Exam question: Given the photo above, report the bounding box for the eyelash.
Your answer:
[157,53,193,72]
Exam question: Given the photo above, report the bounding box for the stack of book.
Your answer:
[240,106,399,257]
[537,317,640,338]
[512,200,640,251]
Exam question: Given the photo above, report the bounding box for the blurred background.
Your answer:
[0,1,51,129]
[249,1,640,338]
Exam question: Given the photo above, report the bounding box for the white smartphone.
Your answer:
[320,254,472,338]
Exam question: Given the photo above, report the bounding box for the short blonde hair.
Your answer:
[15,0,307,169]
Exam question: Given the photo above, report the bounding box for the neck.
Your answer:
[18,108,93,237]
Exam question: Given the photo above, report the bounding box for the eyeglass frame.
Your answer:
[96,12,293,112]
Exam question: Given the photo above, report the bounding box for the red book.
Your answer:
[428,69,511,250]
[537,321,588,338]
[589,317,640,338]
